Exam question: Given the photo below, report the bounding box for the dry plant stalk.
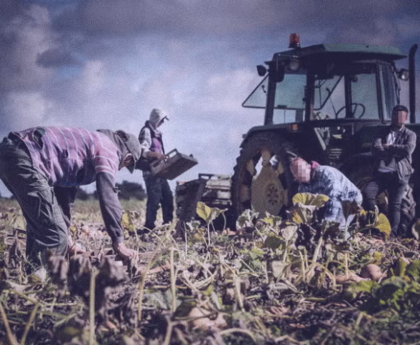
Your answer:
[89,269,98,345]
[0,301,18,345]
[170,247,177,313]
[20,303,40,345]
[137,246,164,325]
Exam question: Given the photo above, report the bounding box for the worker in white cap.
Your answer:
[137,109,173,231]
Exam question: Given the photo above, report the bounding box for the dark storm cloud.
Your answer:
[52,0,420,41]
[36,48,80,68]
[45,0,420,68]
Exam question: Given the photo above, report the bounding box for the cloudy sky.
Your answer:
[1,0,419,197]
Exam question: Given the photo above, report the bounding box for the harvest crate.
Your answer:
[151,149,198,180]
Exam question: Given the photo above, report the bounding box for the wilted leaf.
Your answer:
[196,201,225,225]
[282,224,298,243]
[290,207,304,224]
[372,252,383,265]
[374,276,407,301]
[390,258,408,277]
[236,208,259,228]
[346,279,377,298]
[9,212,26,230]
[121,211,135,233]
[262,214,282,227]
[264,235,284,250]
[292,193,329,207]
[342,200,360,220]
[324,223,341,238]
[372,213,391,238]
[174,300,196,317]
[145,288,173,310]
[271,260,289,278]
[406,260,420,280]
[55,326,84,343]
[290,204,317,224]
[69,225,77,235]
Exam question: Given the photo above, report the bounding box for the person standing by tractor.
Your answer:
[138,109,174,232]
[363,105,417,237]
[290,157,363,230]
[0,127,140,270]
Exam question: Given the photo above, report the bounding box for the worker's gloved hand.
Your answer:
[113,242,137,260]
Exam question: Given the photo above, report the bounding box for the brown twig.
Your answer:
[0,301,19,345]
[20,303,40,345]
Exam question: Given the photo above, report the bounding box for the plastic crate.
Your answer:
[151,149,198,180]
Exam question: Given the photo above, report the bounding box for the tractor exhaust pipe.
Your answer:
[409,44,418,123]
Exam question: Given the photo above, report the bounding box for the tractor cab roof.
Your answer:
[273,44,406,63]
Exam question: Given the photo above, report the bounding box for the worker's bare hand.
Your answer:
[156,153,167,160]
[382,143,391,149]
[113,242,136,260]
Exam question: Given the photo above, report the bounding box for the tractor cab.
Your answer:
[242,34,413,166]
[244,35,408,125]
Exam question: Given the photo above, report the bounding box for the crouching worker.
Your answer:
[290,157,362,230]
[0,127,141,270]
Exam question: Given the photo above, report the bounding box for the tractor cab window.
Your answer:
[379,64,399,120]
[313,64,380,120]
[272,73,306,124]
[242,77,268,109]
[243,72,307,124]
[313,75,344,120]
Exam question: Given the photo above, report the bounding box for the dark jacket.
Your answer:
[371,126,416,180]
[137,121,165,171]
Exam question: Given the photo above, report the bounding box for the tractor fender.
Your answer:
[240,125,296,149]
[340,152,374,175]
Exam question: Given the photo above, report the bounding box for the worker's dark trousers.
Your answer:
[0,135,69,269]
[363,171,408,236]
[143,172,174,230]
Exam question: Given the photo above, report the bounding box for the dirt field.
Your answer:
[1,196,420,345]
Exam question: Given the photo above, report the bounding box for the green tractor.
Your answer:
[231,34,419,221]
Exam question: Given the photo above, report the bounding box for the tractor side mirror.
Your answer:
[257,65,267,76]
[269,62,285,83]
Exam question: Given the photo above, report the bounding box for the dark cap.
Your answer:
[115,130,142,173]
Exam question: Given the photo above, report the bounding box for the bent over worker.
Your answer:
[138,109,174,231]
[0,126,141,269]
[290,157,363,230]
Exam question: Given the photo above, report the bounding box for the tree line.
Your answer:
[1,181,146,201]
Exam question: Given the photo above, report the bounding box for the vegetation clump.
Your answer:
[0,195,419,344]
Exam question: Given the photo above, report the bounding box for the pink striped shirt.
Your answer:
[14,127,119,187]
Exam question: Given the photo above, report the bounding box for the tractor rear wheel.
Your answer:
[343,157,375,192]
[231,133,297,222]
[342,157,388,212]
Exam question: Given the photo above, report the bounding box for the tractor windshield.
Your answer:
[242,71,307,123]
[312,64,379,120]
[243,61,398,124]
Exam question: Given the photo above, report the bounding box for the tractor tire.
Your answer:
[342,156,388,213]
[231,133,297,223]
[342,155,375,191]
